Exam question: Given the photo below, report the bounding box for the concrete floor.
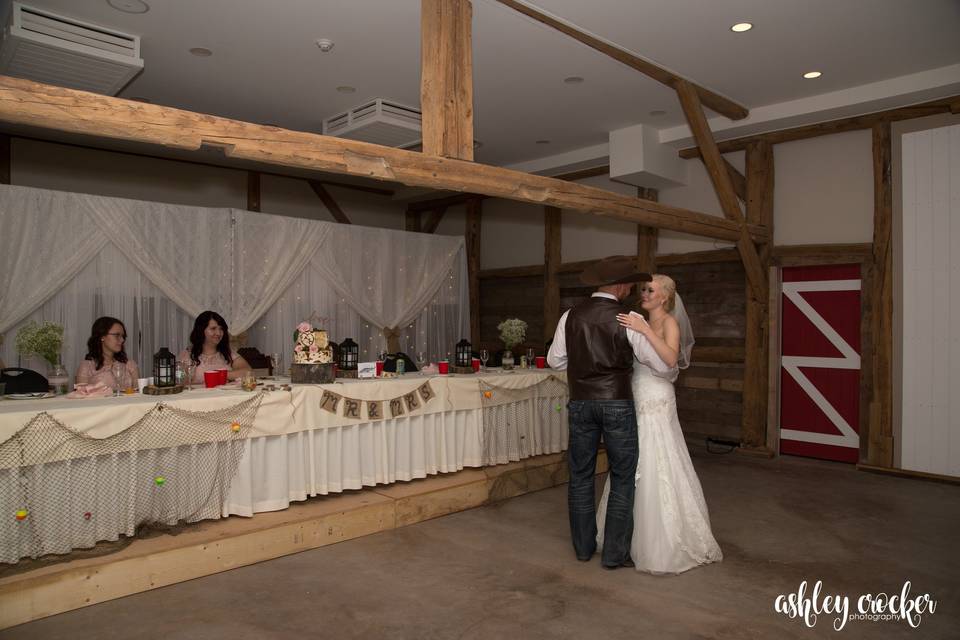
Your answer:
[2,449,958,640]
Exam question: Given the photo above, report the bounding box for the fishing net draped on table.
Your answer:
[0,393,264,564]
[479,375,568,465]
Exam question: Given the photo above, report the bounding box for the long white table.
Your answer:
[1,370,569,563]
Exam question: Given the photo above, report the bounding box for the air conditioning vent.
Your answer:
[323,99,422,148]
[0,2,143,95]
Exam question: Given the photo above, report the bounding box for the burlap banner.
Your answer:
[319,380,436,420]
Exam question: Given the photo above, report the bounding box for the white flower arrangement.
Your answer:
[497,318,527,350]
[15,321,64,366]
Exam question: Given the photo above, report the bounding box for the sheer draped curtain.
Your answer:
[0,185,468,377]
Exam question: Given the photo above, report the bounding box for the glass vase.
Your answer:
[48,360,70,396]
[501,349,514,370]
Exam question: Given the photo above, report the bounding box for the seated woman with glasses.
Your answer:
[75,316,140,389]
[178,310,252,383]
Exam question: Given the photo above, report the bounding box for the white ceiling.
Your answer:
[4,0,960,169]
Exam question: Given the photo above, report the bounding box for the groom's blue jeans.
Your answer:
[567,399,638,565]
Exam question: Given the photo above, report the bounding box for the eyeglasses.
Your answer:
[106,332,127,339]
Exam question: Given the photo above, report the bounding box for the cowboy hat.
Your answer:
[580,255,652,287]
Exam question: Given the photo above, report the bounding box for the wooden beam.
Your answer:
[421,0,474,159]
[421,206,448,234]
[0,76,770,241]
[867,122,894,467]
[308,180,352,224]
[405,205,422,232]
[679,94,960,158]
[465,197,482,342]
[741,140,774,450]
[951,98,960,114]
[246,170,260,212]
[544,206,562,339]
[725,158,746,202]
[772,243,873,266]
[636,187,658,274]
[493,0,748,121]
[676,79,767,302]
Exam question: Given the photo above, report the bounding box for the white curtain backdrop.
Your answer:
[0,185,469,376]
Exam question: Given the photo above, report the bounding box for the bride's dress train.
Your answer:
[597,363,722,574]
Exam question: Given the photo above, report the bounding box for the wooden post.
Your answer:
[246,170,260,212]
[741,141,774,451]
[867,122,894,467]
[421,206,448,234]
[308,181,352,224]
[544,206,562,339]
[420,0,473,160]
[676,79,767,303]
[636,188,658,274]
[405,204,422,232]
[0,134,10,184]
[465,197,482,342]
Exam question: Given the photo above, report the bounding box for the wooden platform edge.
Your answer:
[0,450,598,630]
[856,463,960,486]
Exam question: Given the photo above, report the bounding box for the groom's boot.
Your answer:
[602,557,635,570]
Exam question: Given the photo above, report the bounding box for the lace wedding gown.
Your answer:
[596,361,723,574]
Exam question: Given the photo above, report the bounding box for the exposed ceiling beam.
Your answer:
[494,0,748,121]
[421,0,474,159]
[308,180,352,224]
[0,75,767,242]
[678,94,960,158]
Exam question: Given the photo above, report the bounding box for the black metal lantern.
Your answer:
[153,347,176,388]
[455,339,472,367]
[339,338,359,371]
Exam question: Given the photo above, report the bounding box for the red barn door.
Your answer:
[779,264,861,463]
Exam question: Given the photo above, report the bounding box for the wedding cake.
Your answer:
[293,322,334,364]
[291,322,335,383]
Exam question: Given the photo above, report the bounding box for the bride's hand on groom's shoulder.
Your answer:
[617,312,651,336]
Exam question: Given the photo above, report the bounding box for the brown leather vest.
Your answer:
[565,296,634,401]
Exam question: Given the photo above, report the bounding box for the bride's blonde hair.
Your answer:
[652,274,677,313]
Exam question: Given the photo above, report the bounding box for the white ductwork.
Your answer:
[322,99,422,148]
[609,124,686,189]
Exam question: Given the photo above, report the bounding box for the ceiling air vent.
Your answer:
[0,2,143,95]
[322,99,422,148]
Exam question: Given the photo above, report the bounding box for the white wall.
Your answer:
[899,123,960,478]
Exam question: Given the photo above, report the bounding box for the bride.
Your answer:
[596,274,723,574]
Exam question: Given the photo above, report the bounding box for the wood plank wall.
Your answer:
[479,256,746,442]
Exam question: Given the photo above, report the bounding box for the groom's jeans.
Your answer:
[567,399,638,565]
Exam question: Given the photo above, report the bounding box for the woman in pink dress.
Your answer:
[178,311,251,383]
[75,317,140,390]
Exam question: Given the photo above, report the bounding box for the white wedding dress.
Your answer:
[596,361,723,574]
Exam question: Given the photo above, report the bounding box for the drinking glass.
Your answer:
[479,349,489,370]
[110,362,125,397]
[270,353,282,378]
[526,347,536,364]
[416,351,426,372]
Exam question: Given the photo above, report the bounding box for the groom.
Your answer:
[547,255,654,569]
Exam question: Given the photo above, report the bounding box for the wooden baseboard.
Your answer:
[856,463,960,485]
[0,451,593,630]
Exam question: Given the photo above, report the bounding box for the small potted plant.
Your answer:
[497,318,527,370]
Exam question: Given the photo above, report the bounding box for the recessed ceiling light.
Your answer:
[563,76,584,84]
[803,71,822,79]
[730,22,752,32]
[189,47,213,57]
[649,109,667,117]
[535,140,551,145]
[106,0,150,14]
[315,38,335,52]
[336,86,356,93]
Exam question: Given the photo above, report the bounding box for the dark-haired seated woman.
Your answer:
[178,311,251,383]
[75,317,140,389]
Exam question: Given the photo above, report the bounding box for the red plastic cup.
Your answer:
[438,361,449,375]
[204,370,219,388]
[376,360,384,376]
[471,358,480,373]
[535,356,546,369]
[217,369,229,385]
